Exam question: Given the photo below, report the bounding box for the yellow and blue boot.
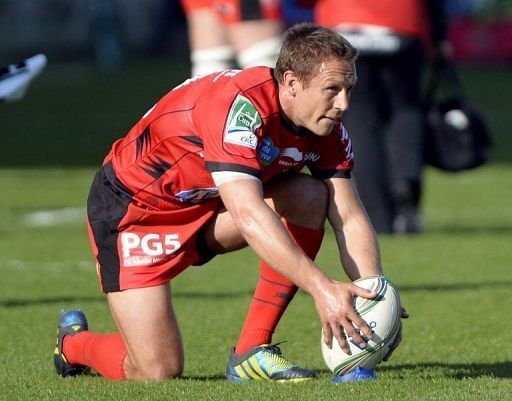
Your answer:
[53,309,90,377]
[226,343,315,382]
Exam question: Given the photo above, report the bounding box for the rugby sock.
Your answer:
[235,222,324,355]
[63,331,126,380]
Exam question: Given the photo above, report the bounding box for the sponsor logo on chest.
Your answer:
[258,137,320,167]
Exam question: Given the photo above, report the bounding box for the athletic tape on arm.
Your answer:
[211,171,261,186]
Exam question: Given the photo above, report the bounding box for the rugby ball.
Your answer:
[321,275,401,376]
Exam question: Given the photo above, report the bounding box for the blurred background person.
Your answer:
[305,0,448,234]
[180,0,284,75]
[88,0,124,73]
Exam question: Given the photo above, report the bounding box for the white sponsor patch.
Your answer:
[225,132,258,149]
[280,147,303,162]
[120,232,182,267]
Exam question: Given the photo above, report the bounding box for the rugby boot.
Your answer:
[54,309,90,377]
[226,343,315,382]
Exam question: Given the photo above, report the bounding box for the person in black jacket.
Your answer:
[312,0,449,234]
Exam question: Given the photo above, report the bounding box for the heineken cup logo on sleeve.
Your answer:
[224,95,262,149]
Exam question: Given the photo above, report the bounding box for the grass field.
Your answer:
[0,164,511,400]
[1,61,511,399]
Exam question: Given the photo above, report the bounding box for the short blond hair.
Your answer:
[274,23,358,87]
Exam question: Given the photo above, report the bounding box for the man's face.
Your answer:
[290,58,357,136]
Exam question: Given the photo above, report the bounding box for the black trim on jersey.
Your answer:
[181,135,204,148]
[280,115,311,137]
[87,162,133,292]
[310,169,351,179]
[136,127,151,159]
[205,161,262,177]
[192,225,218,266]
[103,161,135,198]
[240,0,263,21]
[141,155,172,179]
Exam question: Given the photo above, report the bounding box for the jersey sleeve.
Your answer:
[308,123,354,179]
[197,94,264,177]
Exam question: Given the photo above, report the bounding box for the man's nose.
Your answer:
[334,90,349,112]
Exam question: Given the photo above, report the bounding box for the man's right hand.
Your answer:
[314,279,377,353]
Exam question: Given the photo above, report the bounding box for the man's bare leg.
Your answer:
[108,284,184,380]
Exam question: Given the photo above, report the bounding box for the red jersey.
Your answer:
[103,67,353,212]
[313,0,429,42]
[180,0,282,24]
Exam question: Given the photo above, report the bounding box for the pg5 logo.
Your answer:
[120,232,181,267]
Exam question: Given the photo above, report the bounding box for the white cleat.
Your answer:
[0,53,48,102]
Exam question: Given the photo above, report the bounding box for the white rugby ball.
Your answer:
[321,275,401,376]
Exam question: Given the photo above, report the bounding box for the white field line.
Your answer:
[22,207,85,227]
[1,260,92,269]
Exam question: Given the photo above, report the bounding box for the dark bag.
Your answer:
[424,61,492,172]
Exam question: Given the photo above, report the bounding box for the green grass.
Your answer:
[0,165,511,400]
[0,62,511,399]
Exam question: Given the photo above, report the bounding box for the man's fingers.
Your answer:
[350,313,374,340]
[352,284,378,300]
[332,324,350,354]
[324,321,351,354]
[342,314,371,349]
[400,307,409,319]
[323,324,333,349]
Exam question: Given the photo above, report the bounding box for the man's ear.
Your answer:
[282,70,299,97]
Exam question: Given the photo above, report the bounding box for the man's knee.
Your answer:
[144,364,183,381]
[268,174,328,228]
[127,356,184,381]
[298,175,329,211]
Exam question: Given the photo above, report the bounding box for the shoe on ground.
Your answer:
[0,54,47,102]
[393,210,425,235]
[53,309,90,377]
[226,343,316,382]
[332,366,376,383]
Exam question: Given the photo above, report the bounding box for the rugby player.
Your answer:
[54,23,404,383]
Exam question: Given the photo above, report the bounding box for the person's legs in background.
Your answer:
[182,2,235,75]
[383,40,425,234]
[181,0,283,76]
[343,57,394,234]
[227,19,283,68]
[224,0,283,68]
